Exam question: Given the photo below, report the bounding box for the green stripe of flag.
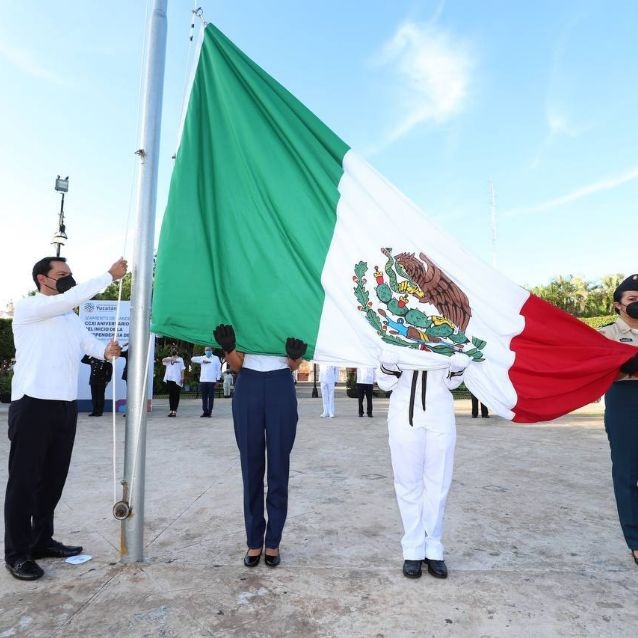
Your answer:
[152,24,349,356]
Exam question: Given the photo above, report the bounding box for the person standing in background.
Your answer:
[470,392,489,419]
[319,364,338,418]
[191,347,222,417]
[599,274,638,566]
[80,355,113,416]
[356,367,375,418]
[222,368,234,397]
[161,347,185,417]
[120,345,129,385]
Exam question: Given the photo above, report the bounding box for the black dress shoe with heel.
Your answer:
[31,540,83,559]
[243,551,261,567]
[402,559,422,578]
[424,558,448,579]
[264,551,280,567]
[5,559,44,580]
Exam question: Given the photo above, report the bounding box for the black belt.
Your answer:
[408,371,427,426]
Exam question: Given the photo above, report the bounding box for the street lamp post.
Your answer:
[52,175,69,257]
[312,363,319,398]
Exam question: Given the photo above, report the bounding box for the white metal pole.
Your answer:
[121,0,168,562]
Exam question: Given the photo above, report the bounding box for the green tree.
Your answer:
[0,318,14,360]
[94,272,132,300]
[530,273,624,318]
[531,275,587,315]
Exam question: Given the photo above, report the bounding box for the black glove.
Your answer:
[285,337,307,360]
[213,324,236,353]
[620,353,638,376]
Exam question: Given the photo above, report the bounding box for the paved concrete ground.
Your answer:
[0,390,635,637]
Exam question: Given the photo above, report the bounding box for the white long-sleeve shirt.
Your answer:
[162,357,185,385]
[11,272,113,401]
[356,367,375,384]
[191,354,222,382]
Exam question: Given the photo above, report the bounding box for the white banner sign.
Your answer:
[78,300,154,413]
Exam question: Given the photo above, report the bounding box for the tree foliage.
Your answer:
[0,319,14,361]
[529,273,624,318]
[0,319,15,398]
[94,272,132,301]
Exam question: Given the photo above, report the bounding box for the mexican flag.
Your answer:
[152,24,635,423]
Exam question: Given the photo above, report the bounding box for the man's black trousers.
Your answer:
[4,395,77,564]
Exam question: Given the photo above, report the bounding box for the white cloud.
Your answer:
[0,40,68,85]
[373,20,474,148]
[530,105,575,169]
[546,106,576,137]
[504,165,638,218]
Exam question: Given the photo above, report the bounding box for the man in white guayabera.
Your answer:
[5,256,127,581]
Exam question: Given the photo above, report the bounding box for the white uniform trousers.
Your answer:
[320,382,335,417]
[388,418,456,561]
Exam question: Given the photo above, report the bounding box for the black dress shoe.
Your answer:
[264,552,280,567]
[402,559,422,578]
[31,540,83,559]
[244,551,261,567]
[425,558,448,579]
[6,559,44,580]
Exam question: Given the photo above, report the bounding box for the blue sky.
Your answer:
[1,0,636,309]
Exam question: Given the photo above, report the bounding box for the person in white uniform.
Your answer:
[319,365,338,418]
[222,368,234,397]
[376,352,470,579]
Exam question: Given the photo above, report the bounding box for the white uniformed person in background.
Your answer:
[376,352,471,580]
[318,364,338,418]
[222,366,234,397]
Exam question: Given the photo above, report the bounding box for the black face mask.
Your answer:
[55,275,77,294]
[623,301,638,319]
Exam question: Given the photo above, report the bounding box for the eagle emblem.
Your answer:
[353,248,486,361]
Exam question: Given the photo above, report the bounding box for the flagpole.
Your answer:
[121,0,168,562]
